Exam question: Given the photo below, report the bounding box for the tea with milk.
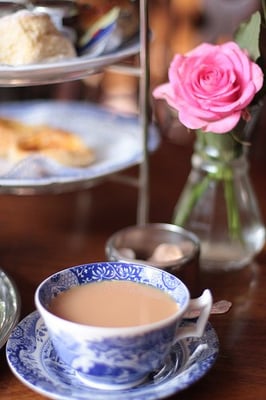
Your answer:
[49,280,179,327]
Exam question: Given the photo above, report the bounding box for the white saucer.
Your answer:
[6,311,219,399]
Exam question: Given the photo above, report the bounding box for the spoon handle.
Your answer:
[184,300,232,319]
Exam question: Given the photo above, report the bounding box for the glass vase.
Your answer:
[173,128,265,272]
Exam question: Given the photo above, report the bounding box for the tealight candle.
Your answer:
[105,223,201,297]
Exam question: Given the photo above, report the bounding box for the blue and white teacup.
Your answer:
[35,262,212,390]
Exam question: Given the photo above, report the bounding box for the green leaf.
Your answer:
[234,11,261,61]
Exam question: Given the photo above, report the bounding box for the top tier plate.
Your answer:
[0,35,139,87]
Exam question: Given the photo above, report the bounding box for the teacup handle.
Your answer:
[175,289,213,341]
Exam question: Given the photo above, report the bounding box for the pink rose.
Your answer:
[153,42,263,133]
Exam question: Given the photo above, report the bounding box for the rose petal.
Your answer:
[152,83,179,110]
[202,112,242,133]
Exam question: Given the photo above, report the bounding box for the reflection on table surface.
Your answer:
[0,125,265,399]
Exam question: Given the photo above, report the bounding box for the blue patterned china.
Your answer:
[34,262,212,390]
[6,311,219,399]
[0,100,159,192]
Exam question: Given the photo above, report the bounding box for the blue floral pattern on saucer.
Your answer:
[6,311,219,400]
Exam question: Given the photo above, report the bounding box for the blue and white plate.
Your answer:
[0,100,159,193]
[6,311,219,400]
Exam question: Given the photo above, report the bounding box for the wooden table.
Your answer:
[0,126,266,400]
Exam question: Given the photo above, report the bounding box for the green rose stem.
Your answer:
[173,175,210,227]
[173,129,243,241]
[220,164,242,240]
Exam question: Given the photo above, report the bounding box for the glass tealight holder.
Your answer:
[105,223,201,297]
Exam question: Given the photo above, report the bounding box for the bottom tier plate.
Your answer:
[0,100,159,193]
[6,311,219,400]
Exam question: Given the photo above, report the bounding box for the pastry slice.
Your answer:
[0,117,95,167]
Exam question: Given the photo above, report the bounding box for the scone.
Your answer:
[0,10,76,65]
[0,117,95,168]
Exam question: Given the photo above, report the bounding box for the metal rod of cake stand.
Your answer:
[137,0,150,225]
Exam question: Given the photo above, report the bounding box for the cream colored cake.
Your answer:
[0,10,76,65]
